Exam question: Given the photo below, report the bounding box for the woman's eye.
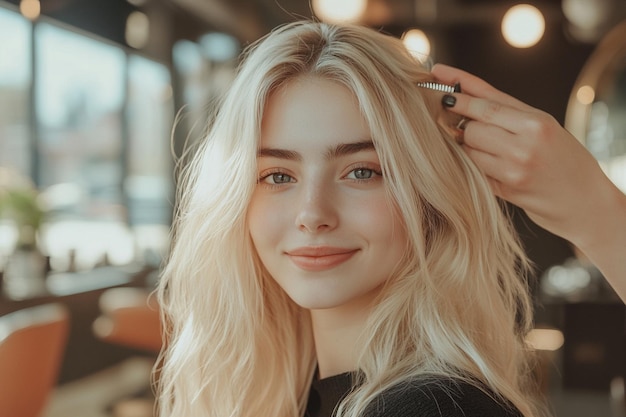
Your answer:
[346,168,376,180]
[261,172,294,184]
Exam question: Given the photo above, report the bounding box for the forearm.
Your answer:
[573,182,626,302]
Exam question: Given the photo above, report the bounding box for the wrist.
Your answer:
[573,181,626,267]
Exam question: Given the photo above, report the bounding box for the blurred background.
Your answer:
[0,0,625,416]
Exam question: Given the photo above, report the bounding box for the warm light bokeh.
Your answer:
[402,29,431,63]
[312,0,367,23]
[19,0,39,20]
[125,11,150,49]
[576,85,595,105]
[526,328,565,351]
[501,4,545,48]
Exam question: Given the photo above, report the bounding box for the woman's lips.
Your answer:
[286,247,359,271]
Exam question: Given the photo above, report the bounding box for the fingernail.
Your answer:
[453,82,462,93]
[442,94,456,108]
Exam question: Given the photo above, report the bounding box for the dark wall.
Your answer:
[445,20,595,124]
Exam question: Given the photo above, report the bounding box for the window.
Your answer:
[126,55,174,261]
[172,37,237,149]
[34,22,132,269]
[36,22,126,219]
[0,7,31,259]
[0,7,31,179]
[0,6,175,271]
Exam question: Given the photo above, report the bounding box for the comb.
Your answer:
[416,81,460,94]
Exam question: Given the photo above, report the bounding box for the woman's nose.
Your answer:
[294,182,338,233]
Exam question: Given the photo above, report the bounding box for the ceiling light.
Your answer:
[402,29,431,63]
[312,0,367,23]
[20,0,40,20]
[501,4,545,48]
[526,328,565,351]
[125,11,150,49]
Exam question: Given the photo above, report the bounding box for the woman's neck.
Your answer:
[309,298,374,379]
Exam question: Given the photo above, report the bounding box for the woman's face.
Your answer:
[248,76,408,312]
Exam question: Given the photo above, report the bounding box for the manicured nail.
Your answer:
[442,94,456,108]
[453,82,462,93]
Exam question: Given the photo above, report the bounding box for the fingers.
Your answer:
[431,64,533,112]
[462,121,517,157]
[460,142,507,198]
[444,92,535,135]
[462,144,520,200]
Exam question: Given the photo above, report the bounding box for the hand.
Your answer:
[432,64,611,245]
[431,64,626,299]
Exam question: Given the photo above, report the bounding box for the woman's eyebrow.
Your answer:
[257,148,301,161]
[326,140,375,159]
[257,140,375,161]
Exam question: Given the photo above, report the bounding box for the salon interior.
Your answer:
[0,0,625,416]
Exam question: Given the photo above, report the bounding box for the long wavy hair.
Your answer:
[157,21,543,417]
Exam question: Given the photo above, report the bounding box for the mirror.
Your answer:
[565,20,626,192]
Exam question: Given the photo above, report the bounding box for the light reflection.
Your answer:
[576,85,595,104]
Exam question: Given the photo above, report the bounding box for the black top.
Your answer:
[305,372,524,417]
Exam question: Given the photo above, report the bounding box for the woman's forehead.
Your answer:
[260,76,370,151]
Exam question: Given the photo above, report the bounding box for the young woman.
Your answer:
[157,21,546,417]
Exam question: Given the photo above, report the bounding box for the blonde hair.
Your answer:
[157,21,543,417]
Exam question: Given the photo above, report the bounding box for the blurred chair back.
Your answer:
[92,287,162,353]
[0,303,70,417]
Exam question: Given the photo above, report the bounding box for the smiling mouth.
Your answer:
[286,248,359,272]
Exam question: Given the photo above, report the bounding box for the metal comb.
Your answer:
[416,82,458,94]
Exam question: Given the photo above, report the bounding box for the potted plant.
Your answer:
[0,187,45,250]
[0,186,48,287]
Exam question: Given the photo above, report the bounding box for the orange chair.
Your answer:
[92,287,162,353]
[0,303,70,417]
[92,288,161,417]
